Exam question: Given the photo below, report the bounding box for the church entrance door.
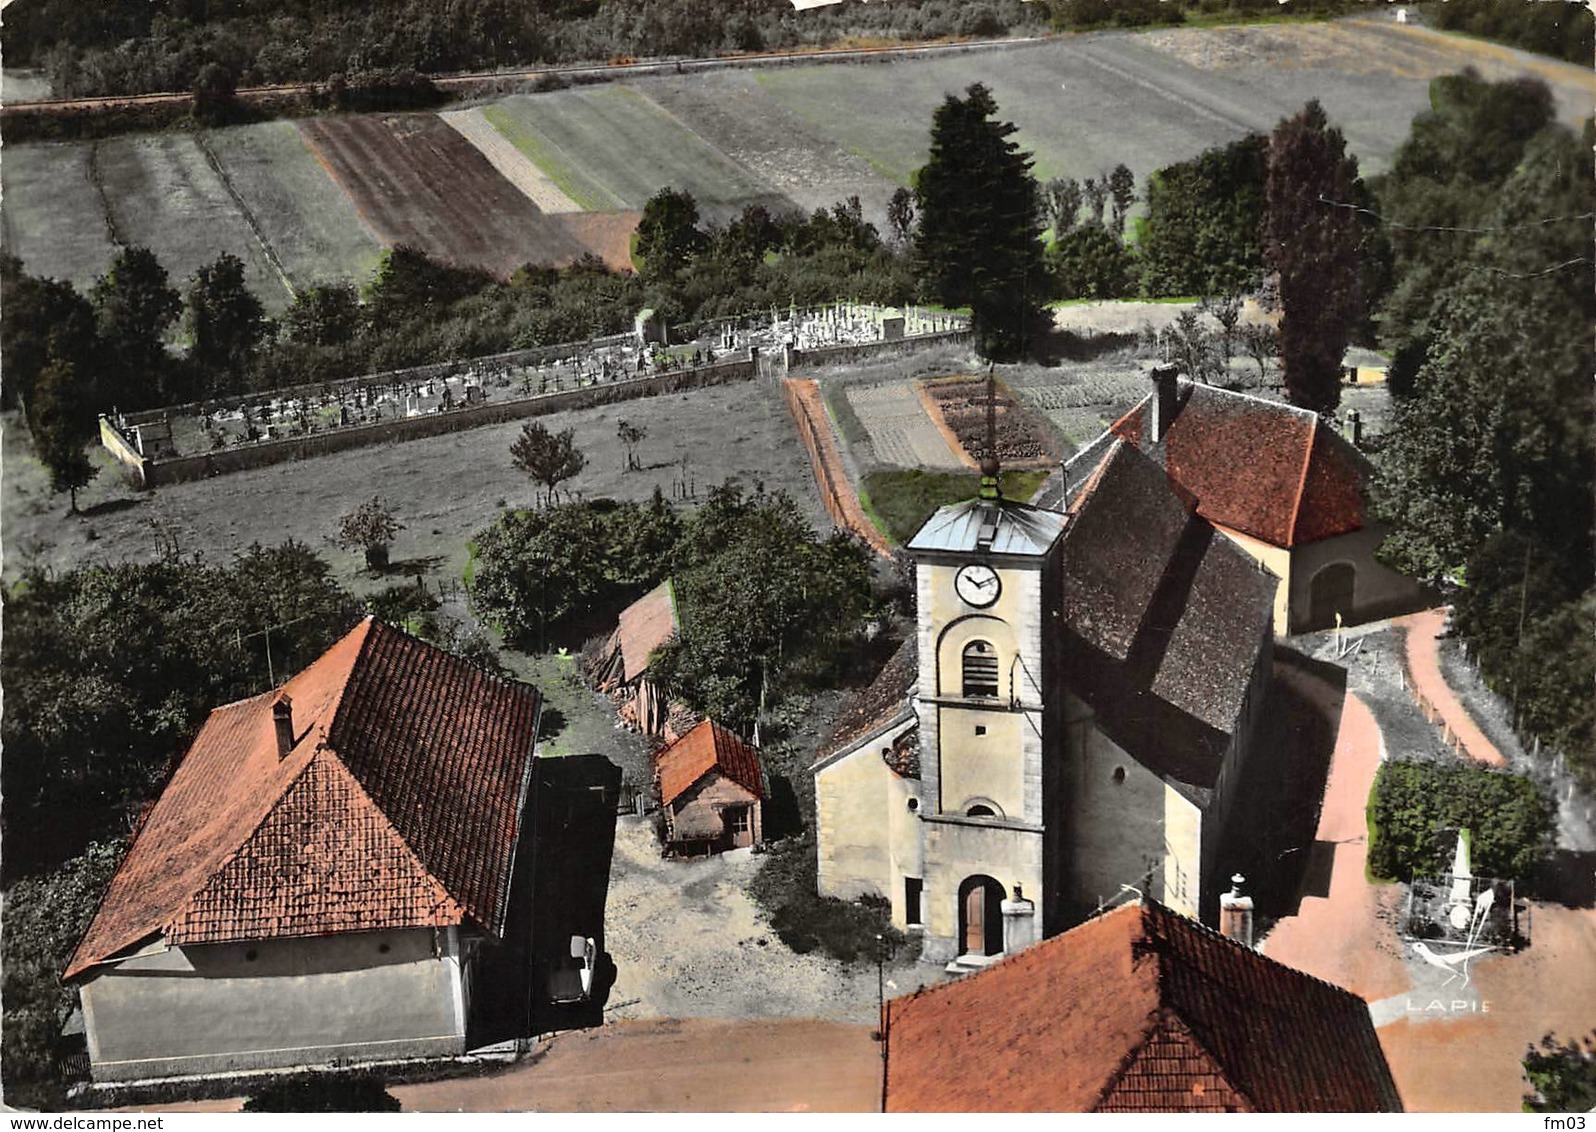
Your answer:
[957,875,1005,957]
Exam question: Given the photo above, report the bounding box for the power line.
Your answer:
[1480,256,1593,280]
[1315,194,1595,234]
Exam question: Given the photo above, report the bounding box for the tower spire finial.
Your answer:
[979,365,1001,501]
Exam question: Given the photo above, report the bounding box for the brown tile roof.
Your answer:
[66,619,540,979]
[613,579,678,684]
[885,901,1402,1113]
[654,719,764,807]
[1059,440,1275,793]
[818,638,917,765]
[1112,383,1365,548]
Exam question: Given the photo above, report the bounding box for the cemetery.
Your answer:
[100,303,967,488]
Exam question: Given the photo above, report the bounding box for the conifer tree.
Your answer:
[913,83,1046,360]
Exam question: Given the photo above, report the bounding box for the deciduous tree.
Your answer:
[30,358,99,514]
[185,252,266,394]
[335,496,405,571]
[635,187,707,282]
[92,246,180,410]
[1264,100,1364,415]
[510,420,587,504]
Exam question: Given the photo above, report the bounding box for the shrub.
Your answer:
[244,1072,401,1112]
[1367,761,1556,882]
[748,833,904,963]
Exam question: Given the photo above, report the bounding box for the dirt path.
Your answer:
[1400,608,1506,767]
[601,817,892,1024]
[395,1018,880,1112]
[1259,679,1410,1003]
[783,378,893,557]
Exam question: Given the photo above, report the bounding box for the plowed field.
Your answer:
[299,114,595,277]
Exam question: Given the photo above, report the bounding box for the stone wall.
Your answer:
[123,358,753,487]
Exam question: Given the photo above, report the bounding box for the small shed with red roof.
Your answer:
[885,900,1402,1112]
[64,618,556,1085]
[653,720,765,855]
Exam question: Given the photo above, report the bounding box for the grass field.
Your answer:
[5,18,1591,306]
[485,86,792,224]
[860,467,1051,545]
[299,114,594,278]
[2,380,825,595]
[205,121,385,293]
[634,71,897,222]
[0,143,116,293]
[93,132,293,309]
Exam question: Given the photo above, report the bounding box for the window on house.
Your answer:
[905,877,923,926]
[729,808,751,835]
[961,640,1000,698]
[966,804,996,818]
[974,725,987,736]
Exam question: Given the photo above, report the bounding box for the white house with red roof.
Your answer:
[1052,366,1430,635]
[65,618,554,1085]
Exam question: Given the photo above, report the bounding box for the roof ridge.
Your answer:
[1283,415,1318,549]
[1149,900,1375,1008]
[1199,383,1316,420]
[320,615,379,753]
[1091,1001,1172,1111]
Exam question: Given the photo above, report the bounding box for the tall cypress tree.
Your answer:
[1264,100,1364,416]
[913,83,1046,361]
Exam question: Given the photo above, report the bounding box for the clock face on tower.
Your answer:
[954,563,1001,608]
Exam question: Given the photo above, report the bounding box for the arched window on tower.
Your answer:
[962,640,1000,699]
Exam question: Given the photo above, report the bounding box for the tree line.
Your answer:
[7,0,1048,100]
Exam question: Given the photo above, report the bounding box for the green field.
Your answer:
[93,133,292,310]
[487,86,789,221]
[206,121,385,293]
[0,142,117,292]
[860,467,1052,545]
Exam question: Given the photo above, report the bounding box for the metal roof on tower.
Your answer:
[907,497,1068,558]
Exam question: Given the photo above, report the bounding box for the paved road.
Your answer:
[1259,671,1410,1003]
[394,1018,881,1112]
[1400,608,1506,767]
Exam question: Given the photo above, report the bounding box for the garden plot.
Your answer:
[636,71,898,222]
[299,114,592,278]
[844,382,965,470]
[484,86,792,224]
[93,133,291,309]
[0,142,116,292]
[205,121,384,292]
[919,375,1060,470]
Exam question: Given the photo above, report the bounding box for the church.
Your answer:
[814,397,1278,966]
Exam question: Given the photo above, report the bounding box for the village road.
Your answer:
[1259,673,1410,1003]
[1400,608,1506,767]
[394,1017,881,1112]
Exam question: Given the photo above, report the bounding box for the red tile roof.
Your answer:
[66,619,540,980]
[654,719,764,806]
[613,579,678,684]
[1112,383,1366,548]
[885,902,1402,1113]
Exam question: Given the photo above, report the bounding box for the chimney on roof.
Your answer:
[272,695,295,760]
[1219,874,1254,948]
[1148,363,1179,445]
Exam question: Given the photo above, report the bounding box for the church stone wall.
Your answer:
[814,718,920,914]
